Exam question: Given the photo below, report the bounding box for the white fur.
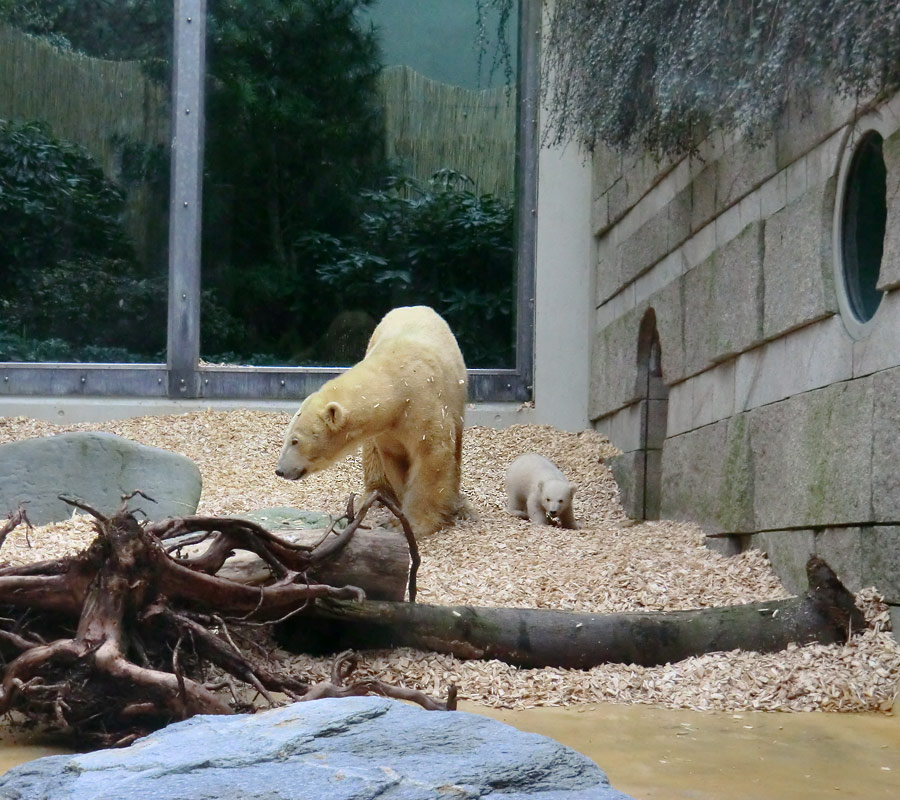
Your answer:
[505,453,577,529]
[275,306,469,537]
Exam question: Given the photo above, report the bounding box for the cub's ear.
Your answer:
[323,401,348,431]
[536,480,544,493]
[569,483,577,498]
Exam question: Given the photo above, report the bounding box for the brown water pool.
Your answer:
[463,702,900,800]
[1,704,897,799]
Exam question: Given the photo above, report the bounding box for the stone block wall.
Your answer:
[590,90,900,612]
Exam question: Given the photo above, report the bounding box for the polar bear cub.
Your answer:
[505,453,577,529]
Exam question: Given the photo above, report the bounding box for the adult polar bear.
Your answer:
[276,306,470,537]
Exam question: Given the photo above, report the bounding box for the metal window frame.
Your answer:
[0,0,538,405]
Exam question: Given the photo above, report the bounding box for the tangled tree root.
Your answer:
[0,492,452,747]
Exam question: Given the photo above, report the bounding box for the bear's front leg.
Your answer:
[557,504,578,530]
[526,493,550,525]
[362,441,400,506]
[507,503,530,520]
[506,486,530,519]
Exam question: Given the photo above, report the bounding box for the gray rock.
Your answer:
[590,305,644,419]
[691,160,717,231]
[716,136,777,209]
[651,278,686,385]
[815,527,864,594]
[889,606,900,645]
[606,449,644,521]
[658,412,756,535]
[774,88,856,170]
[0,432,202,525]
[238,506,342,530]
[616,210,670,286]
[0,697,633,800]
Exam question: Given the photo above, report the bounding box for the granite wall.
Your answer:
[591,90,900,622]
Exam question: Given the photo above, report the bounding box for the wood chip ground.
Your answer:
[1,410,897,714]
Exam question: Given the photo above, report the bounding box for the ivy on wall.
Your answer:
[541,0,900,157]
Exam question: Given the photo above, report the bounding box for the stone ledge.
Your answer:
[0,397,536,430]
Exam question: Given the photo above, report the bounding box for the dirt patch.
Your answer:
[1,410,898,713]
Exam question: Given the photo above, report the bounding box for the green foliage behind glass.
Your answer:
[200,0,391,359]
[0,119,130,269]
[0,120,164,361]
[1,1,518,368]
[308,170,515,367]
[0,0,170,61]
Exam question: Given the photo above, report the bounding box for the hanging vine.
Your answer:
[475,0,516,88]
[542,0,900,157]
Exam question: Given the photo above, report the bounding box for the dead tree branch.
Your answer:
[0,491,441,746]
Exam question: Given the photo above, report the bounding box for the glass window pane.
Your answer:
[201,0,518,369]
[0,5,172,364]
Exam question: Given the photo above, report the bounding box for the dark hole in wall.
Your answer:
[841,131,887,323]
[637,309,668,520]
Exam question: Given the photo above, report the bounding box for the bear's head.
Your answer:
[539,478,574,522]
[275,393,352,481]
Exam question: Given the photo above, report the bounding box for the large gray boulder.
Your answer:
[0,697,633,799]
[0,431,202,525]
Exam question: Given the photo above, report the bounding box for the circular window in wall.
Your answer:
[834,129,888,336]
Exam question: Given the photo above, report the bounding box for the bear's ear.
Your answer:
[323,401,348,431]
[569,483,577,498]
[536,479,544,493]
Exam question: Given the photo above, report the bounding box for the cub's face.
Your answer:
[540,479,573,521]
[275,395,350,480]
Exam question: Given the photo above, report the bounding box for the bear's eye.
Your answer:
[291,437,299,446]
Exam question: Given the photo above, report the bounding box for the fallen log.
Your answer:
[286,557,866,669]
[175,524,410,601]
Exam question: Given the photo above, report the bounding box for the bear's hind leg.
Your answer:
[402,449,461,537]
[506,493,530,519]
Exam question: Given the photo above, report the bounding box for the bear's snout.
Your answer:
[275,466,307,480]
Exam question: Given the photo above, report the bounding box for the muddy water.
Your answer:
[0,730,71,774]
[462,702,900,800]
[1,705,898,799]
